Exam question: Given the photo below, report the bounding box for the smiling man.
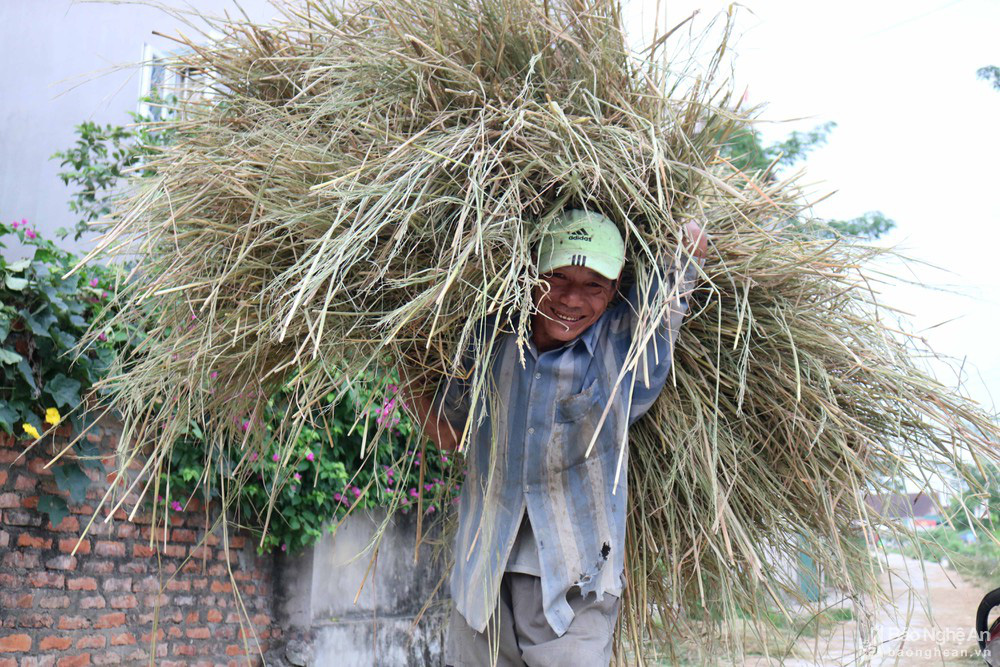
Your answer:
[407,209,706,667]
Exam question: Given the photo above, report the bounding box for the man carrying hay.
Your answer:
[407,209,707,666]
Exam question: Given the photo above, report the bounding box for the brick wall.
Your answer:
[0,424,278,666]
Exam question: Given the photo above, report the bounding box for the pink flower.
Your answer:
[241,419,250,431]
[351,486,361,498]
[293,473,301,481]
[387,384,398,393]
[101,291,108,299]
[170,500,183,512]
[305,451,314,462]
[210,371,218,379]
[25,229,36,239]
[98,332,107,342]
[334,492,343,503]
[424,483,433,491]
[386,469,394,477]
[408,488,418,498]
[190,313,197,320]
[20,218,26,226]
[272,453,280,462]
[281,543,287,552]
[441,455,449,463]
[426,505,436,514]
[11,221,17,229]
[249,452,258,462]
[89,277,99,287]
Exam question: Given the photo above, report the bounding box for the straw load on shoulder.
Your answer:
[74,0,998,659]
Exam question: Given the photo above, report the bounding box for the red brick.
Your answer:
[102,577,132,593]
[75,637,106,650]
[0,530,7,548]
[56,616,89,630]
[189,545,211,559]
[171,528,196,543]
[48,515,79,532]
[165,579,190,592]
[142,593,170,608]
[251,613,271,626]
[4,509,42,526]
[1,592,32,608]
[0,659,14,667]
[0,492,20,508]
[225,646,244,656]
[17,533,52,549]
[39,636,73,651]
[45,555,77,571]
[115,523,138,539]
[0,634,32,652]
[67,577,97,591]
[81,561,113,575]
[185,611,199,624]
[162,544,185,558]
[109,633,135,647]
[185,627,211,640]
[227,536,245,549]
[28,572,65,588]
[191,578,208,590]
[173,645,197,657]
[108,594,137,609]
[0,468,6,484]
[166,626,182,639]
[21,494,39,509]
[16,613,53,629]
[132,544,155,558]
[3,550,40,568]
[79,595,106,609]
[91,654,120,665]
[56,655,91,667]
[205,609,223,623]
[14,475,34,491]
[39,595,71,609]
[94,541,125,558]
[92,612,125,629]
[118,561,147,575]
[139,630,164,643]
[210,580,232,594]
[59,538,90,555]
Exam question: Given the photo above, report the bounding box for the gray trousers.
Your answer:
[444,573,620,667]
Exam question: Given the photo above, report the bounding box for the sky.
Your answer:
[623,0,1000,412]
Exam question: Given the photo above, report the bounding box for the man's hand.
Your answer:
[398,365,460,452]
[682,221,709,262]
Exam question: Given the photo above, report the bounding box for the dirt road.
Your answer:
[744,552,989,666]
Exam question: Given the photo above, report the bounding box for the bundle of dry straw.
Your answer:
[75,0,998,660]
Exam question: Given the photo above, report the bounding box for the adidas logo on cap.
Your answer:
[566,228,592,242]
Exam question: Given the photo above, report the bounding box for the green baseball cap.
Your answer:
[537,209,625,280]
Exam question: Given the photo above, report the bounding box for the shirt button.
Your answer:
[534,372,541,379]
[527,427,535,435]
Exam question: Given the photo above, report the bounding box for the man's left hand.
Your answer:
[682,221,709,262]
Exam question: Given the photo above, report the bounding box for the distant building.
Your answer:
[867,492,943,529]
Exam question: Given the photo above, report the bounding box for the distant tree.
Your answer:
[724,121,895,240]
[977,65,1000,91]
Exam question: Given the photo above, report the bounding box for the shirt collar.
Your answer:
[527,318,599,359]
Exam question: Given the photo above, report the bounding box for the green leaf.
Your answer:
[54,463,91,504]
[0,348,22,365]
[38,494,69,528]
[21,309,56,339]
[7,259,30,272]
[4,276,28,291]
[44,373,82,409]
[16,359,39,398]
[0,401,18,434]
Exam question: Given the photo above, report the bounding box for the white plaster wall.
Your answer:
[0,0,279,259]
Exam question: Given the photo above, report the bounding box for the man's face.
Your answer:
[532,265,617,350]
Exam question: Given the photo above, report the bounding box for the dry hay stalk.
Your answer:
[71,0,999,660]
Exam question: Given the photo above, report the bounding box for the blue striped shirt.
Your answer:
[436,258,698,637]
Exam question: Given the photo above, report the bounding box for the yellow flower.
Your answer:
[22,423,41,440]
[45,407,61,426]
